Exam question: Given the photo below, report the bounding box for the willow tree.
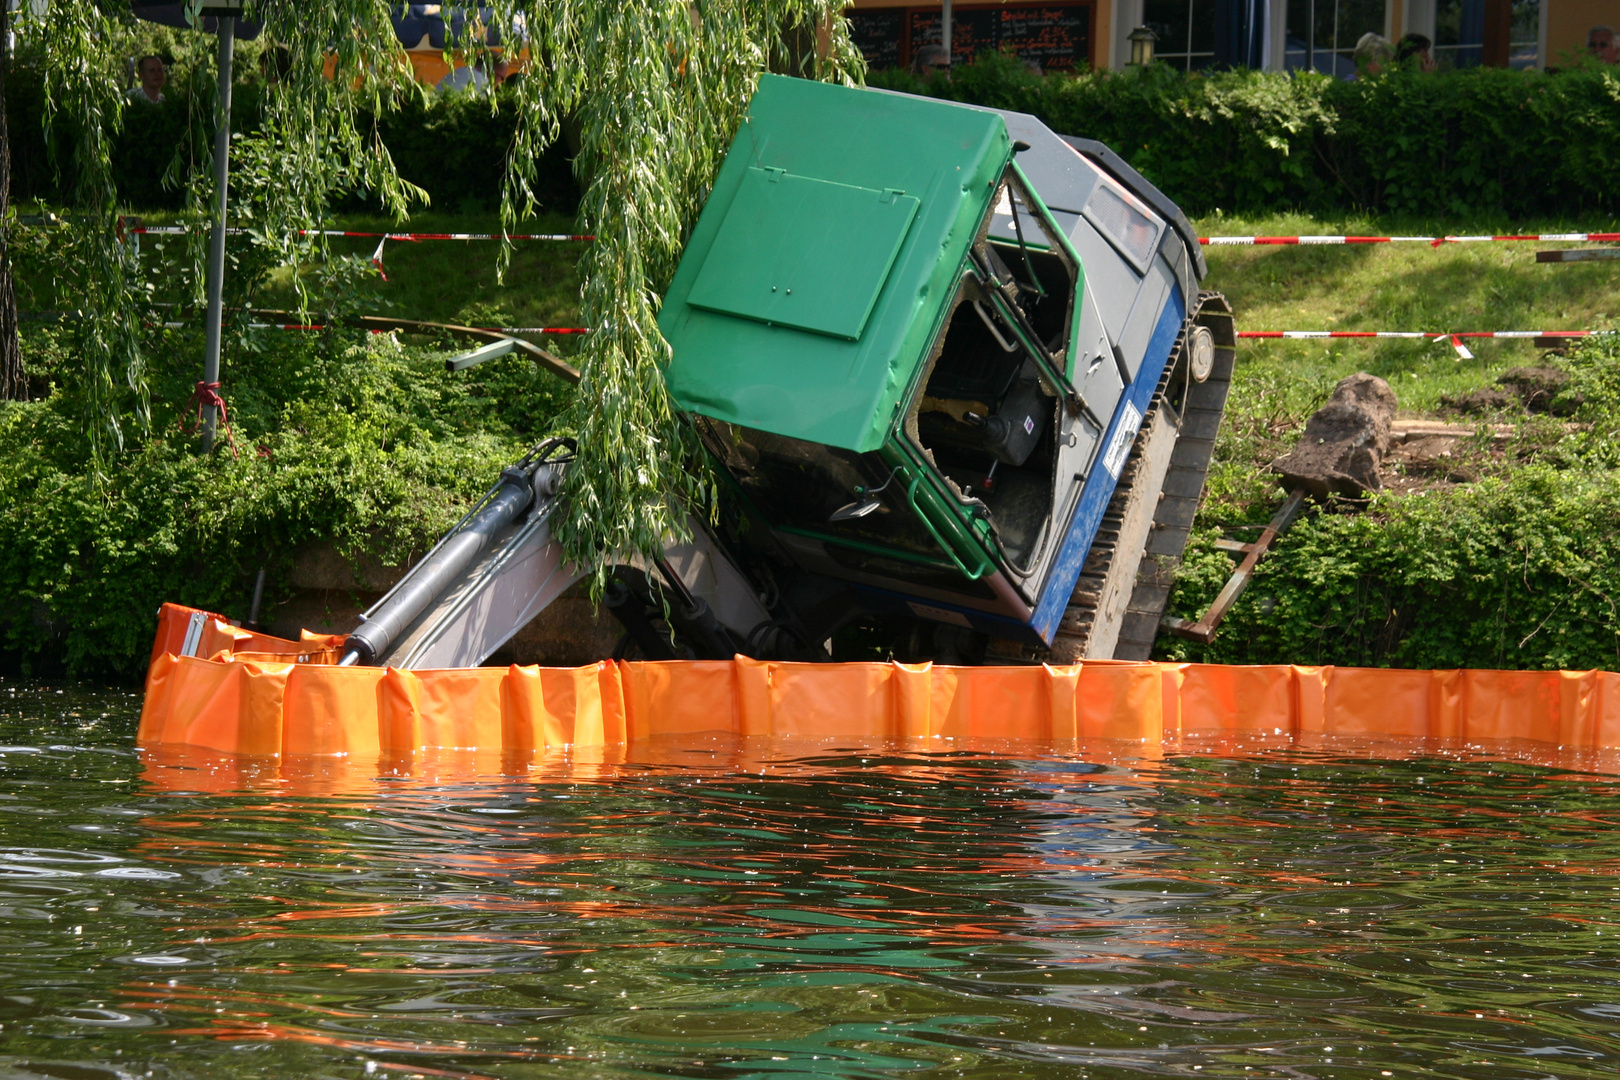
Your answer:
[14,0,861,570]
[11,1,422,459]
[489,0,863,575]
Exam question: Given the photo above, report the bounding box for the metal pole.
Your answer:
[941,0,952,67]
[201,17,234,453]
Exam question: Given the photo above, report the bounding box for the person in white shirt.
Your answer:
[128,55,166,104]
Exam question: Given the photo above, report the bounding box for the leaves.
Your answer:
[1162,336,1620,672]
[874,56,1620,218]
[18,0,864,590]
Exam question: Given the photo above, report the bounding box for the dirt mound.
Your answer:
[1441,387,1520,415]
[1270,372,1397,499]
[1496,366,1574,414]
[1441,365,1576,416]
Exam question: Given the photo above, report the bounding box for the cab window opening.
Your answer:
[904,275,1058,576]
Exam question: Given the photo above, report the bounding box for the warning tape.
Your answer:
[1238,329,1613,360]
[127,226,593,241]
[117,224,592,282]
[153,322,592,334]
[1202,233,1620,247]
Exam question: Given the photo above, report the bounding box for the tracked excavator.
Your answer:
[336,75,1234,670]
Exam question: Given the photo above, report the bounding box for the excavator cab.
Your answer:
[659,75,1230,658]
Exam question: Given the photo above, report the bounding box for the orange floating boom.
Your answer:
[140,604,1620,756]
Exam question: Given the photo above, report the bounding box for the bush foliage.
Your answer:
[11,52,1617,219]
[874,53,1620,217]
[1161,336,1620,672]
[0,322,571,678]
[4,62,578,215]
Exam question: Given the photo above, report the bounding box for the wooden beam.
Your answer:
[1482,0,1512,66]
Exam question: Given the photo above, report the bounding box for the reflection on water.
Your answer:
[2,680,1620,1078]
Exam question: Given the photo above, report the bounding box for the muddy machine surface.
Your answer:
[339,76,1233,669]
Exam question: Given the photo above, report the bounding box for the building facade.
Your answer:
[844,0,1612,73]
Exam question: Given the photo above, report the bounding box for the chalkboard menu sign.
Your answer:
[846,2,1092,72]
[910,8,1002,68]
[846,8,905,71]
[996,5,1092,70]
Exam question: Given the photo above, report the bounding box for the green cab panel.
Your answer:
[687,168,920,342]
[659,75,1010,454]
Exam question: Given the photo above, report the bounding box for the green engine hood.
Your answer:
[658,75,1010,454]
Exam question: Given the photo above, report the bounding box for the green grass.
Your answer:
[118,207,1615,415]
[307,207,1620,415]
[1197,210,1620,412]
[1186,211,1620,520]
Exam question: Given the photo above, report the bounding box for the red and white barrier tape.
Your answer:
[105,221,1620,250]
[121,225,591,282]
[155,322,592,334]
[1239,329,1612,360]
[128,226,592,241]
[155,321,1606,359]
[1203,233,1620,247]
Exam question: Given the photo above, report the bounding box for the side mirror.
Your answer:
[829,496,884,522]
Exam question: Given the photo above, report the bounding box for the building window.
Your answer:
[1284,0,1387,76]
[1143,0,1217,71]
[1432,0,1539,69]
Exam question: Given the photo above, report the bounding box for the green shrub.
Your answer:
[15,50,1617,219]
[873,52,1620,217]
[5,60,577,215]
[0,322,573,679]
[1160,336,1620,671]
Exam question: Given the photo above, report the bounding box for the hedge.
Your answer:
[7,55,1616,218]
[874,53,1620,217]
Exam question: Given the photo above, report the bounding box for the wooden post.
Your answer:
[1482,0,1512,67]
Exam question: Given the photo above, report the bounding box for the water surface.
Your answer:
[3,678,1620,1079]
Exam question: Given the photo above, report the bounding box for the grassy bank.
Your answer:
[1175,212,1620,669]
[2,210,1616,676]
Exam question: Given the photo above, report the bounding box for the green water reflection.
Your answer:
[1,678,1619,1078]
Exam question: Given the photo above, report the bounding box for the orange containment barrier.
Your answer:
[140,603,1620,755]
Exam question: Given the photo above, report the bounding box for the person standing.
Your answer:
[1353,32,1393,77]
[911,44,950,79]
[128,55,166,104]
[1395,32,1437,72]
[1590,26,1618,64]
[436,58,489,95]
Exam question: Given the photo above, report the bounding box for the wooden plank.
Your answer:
[1536,248,1620,263]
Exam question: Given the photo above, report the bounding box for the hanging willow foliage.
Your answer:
[487,0,863,579]
[27,2,147,460]
[17,0,424,464]
[18,0,862,576]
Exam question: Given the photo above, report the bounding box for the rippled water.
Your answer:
[4,680,1620,1079]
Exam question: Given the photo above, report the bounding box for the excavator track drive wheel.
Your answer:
[1188,325,1216,383]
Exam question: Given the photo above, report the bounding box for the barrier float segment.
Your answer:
[140,604,1620,756]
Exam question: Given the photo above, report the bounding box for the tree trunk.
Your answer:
[0,0,24,402]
